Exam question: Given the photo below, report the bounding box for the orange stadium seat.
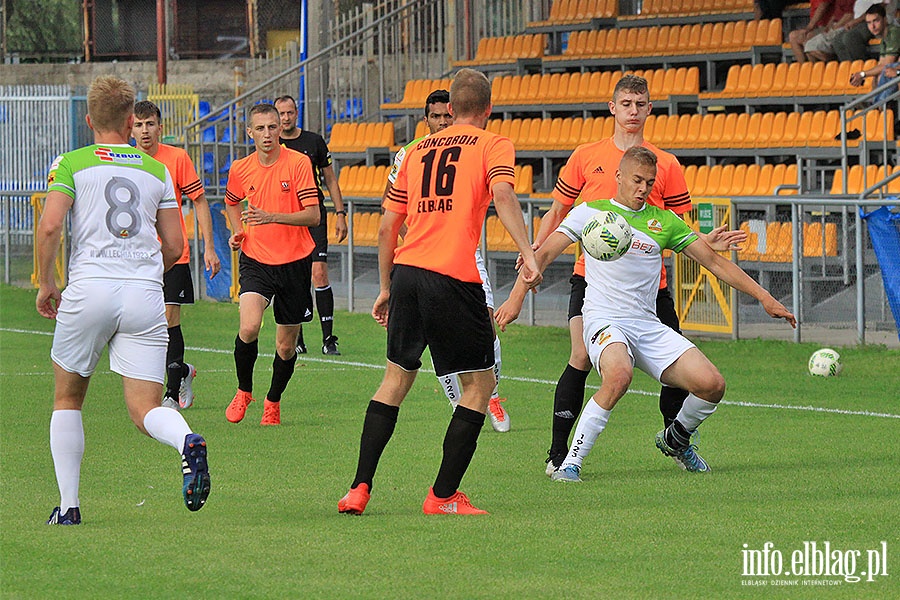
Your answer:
[726,164,745,196]
[767,62,788,96]
[693,165,710,195]
[754,163,774,195]
[739,164,761,195]
[683,164,697,190]
[719,21,736,51]
[706,165,723,195]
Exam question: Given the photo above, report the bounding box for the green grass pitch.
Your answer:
[1,283,898,598]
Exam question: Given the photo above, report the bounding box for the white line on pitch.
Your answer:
[3,327,898,419]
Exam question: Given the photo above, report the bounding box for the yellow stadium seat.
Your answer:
[716,164,735,196]
[728,164,747,197]
[754,163,774,195]
[740,164,761,195]
[693,165,710,195]
[683,164,698,190]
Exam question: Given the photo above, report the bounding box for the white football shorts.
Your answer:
[582,315,695,382]
[51,280,168,383]
[475,249,494,309]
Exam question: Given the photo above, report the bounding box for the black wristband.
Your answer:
[335,210,347,216]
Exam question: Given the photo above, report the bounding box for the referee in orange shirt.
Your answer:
[223,103,321,426]
[338,69,541,516]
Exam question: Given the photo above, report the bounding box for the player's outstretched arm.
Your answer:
[35,191,72,319]
[495,232,572,331]
[493,181,541,289]
[683,238,796,328]
[192,193,221,277]
[516,199,573,270]
[701,224,747,252]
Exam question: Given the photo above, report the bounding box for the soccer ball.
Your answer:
[581,210,633,261]
[808,348,842,377]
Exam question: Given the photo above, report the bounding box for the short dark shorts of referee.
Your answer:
[309,205,328,263]
[164,263,195,305]
[238,252,314,325]
[387,264,494,377]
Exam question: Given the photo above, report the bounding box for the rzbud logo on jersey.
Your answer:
[94,147,143,164]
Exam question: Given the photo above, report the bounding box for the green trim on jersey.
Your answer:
[584,198,697,253]
[388,134,430,185]
[48,145,169,200]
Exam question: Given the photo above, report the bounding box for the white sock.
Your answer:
[491,336,502,398]
[438,372,462,409]
[50,410,84,512]
[675,394,718,433]
[143,406,192,454]
[561,400,610,469]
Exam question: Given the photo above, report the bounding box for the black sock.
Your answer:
[665,420,692,450]
[296,326,305,349]
[432,405,485,499]
[166,326,185,396]
[266,352,297,402]
[234,335,258,393]
[315,286,335,341]
[351,400,400,491]
[550,364,590,460]
[659,386,689,429]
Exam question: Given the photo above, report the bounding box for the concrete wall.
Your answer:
[0,60,239,105]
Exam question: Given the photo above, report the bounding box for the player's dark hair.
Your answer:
[424,89,450,116]
[613,75,650,102]
[622,146,657,170]
[274,95,297,108]
[134,100,161,120]
[450,69,492,117]
[248,103,279,120]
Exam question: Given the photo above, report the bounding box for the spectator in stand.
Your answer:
[849,3,900,103]
[755,0,788,20]
[792,0,854,62]
[806,0,882,61]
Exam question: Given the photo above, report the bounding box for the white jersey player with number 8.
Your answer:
[37,75,211,526]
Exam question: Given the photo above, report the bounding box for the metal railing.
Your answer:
[834,75,898,195]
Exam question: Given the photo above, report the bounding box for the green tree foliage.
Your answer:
[6,0,82,59]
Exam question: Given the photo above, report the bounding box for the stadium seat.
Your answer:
[740,164,761,195]
[728,164,748,196]
[754,163,774,195]
[693,165,710,195]
[682,164,697,190]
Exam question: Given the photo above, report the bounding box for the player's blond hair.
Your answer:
[87,76,135,133]
[450,68,492,117]
[622,146,657,170]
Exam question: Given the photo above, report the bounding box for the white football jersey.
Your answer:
[47,144,177,286]
[557,198,697,321]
